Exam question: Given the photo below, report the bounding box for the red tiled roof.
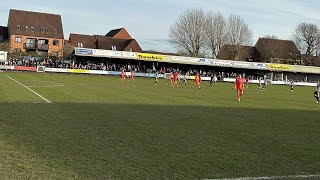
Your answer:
[68,33,96,49]
[255,38,300,60]
[68,33,142,52]
[105,28,123,37]
[218,45,259,61]
[8,9,64,39]
[96,36,132,50]
[105,28,132,39]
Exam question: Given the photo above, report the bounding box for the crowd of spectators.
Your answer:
[66,61,261,79]
[1,57,261,79]
[0,57,69,68]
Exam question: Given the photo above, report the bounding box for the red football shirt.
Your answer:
[236,77,244,90]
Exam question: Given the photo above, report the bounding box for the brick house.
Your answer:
[68,28,142,52]
[217,45,259,61]
[218,38,301,64]
[255,38,301,64]
[7,9,64,57]
[105,28,132,39]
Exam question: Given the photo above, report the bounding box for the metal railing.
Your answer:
[24,43,49,50]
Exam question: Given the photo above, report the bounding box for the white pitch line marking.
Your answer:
[205,174,320,180]
[0,101,48,104]
[7,76,52,104]
[27,84,64,88]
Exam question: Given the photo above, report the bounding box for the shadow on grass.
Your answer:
[0,103,319,179]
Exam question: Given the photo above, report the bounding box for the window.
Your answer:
[111,46,117,50]
[41,27,44,32]
[46,28,49,33]
[17,25,20,30]
[129,48,133,52]
[26,38,36,44]
[15,36,22,43]
[38,39,48,44]
[25,26,28,31]
[31,26,34,32]
[53,40,60,46]
[54,28,57,33]
[77,43,83,47]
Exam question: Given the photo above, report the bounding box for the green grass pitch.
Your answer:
[0,71,319,179]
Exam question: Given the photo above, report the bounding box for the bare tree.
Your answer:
[169,9,206,57]
[62,43,75,59]
[293,22,320,65]
[226,14,253,60]
[0,41,9,52]
[263,35,278,39]
[227,14,253,46]
[204,11,227,58]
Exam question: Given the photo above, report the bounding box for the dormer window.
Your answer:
[77,43,83,48]
[46,28,49,33]
[54,28,57,33]
[17,25,20,30]
[41,27,44,32]
[25,26,28,31]
[111,46,117,50]
[31,26,34,32]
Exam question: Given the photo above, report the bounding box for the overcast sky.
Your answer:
[1,0,320,52]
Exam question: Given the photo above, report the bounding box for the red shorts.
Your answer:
[237,88,243,92]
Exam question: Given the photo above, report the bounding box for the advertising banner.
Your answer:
[0,65,14,70]
[0,51,7,61]
[267,64,291,71]
[109,51,123,58]
[14,66,37,71]
[136,53,165,61]
[135,73,157,78]
[107,71,122,76]
[212,60,233,67]
[197,58,212,65]
[68,69,90,74]
[231,62,253,69]
[187,76,196,80]
[171,56,196,64]
[37,66,46,72]
[92,49,113,57]
[45,68,68,73]
[88,70,108,75]
[75,48,93,56]
[122,52,136,59]
[253,63,268,69]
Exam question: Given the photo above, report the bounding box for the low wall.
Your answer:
[0,66,317,87]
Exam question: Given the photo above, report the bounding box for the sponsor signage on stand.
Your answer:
[14,66,37,71]
[122,52,136,59]
[75,48,93,56]
[136,53,165,61]
[69,69,90,74]
[267,64,291,71]
[253,63,268,69]
[45,68,69,73]
[0,65,14,70]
